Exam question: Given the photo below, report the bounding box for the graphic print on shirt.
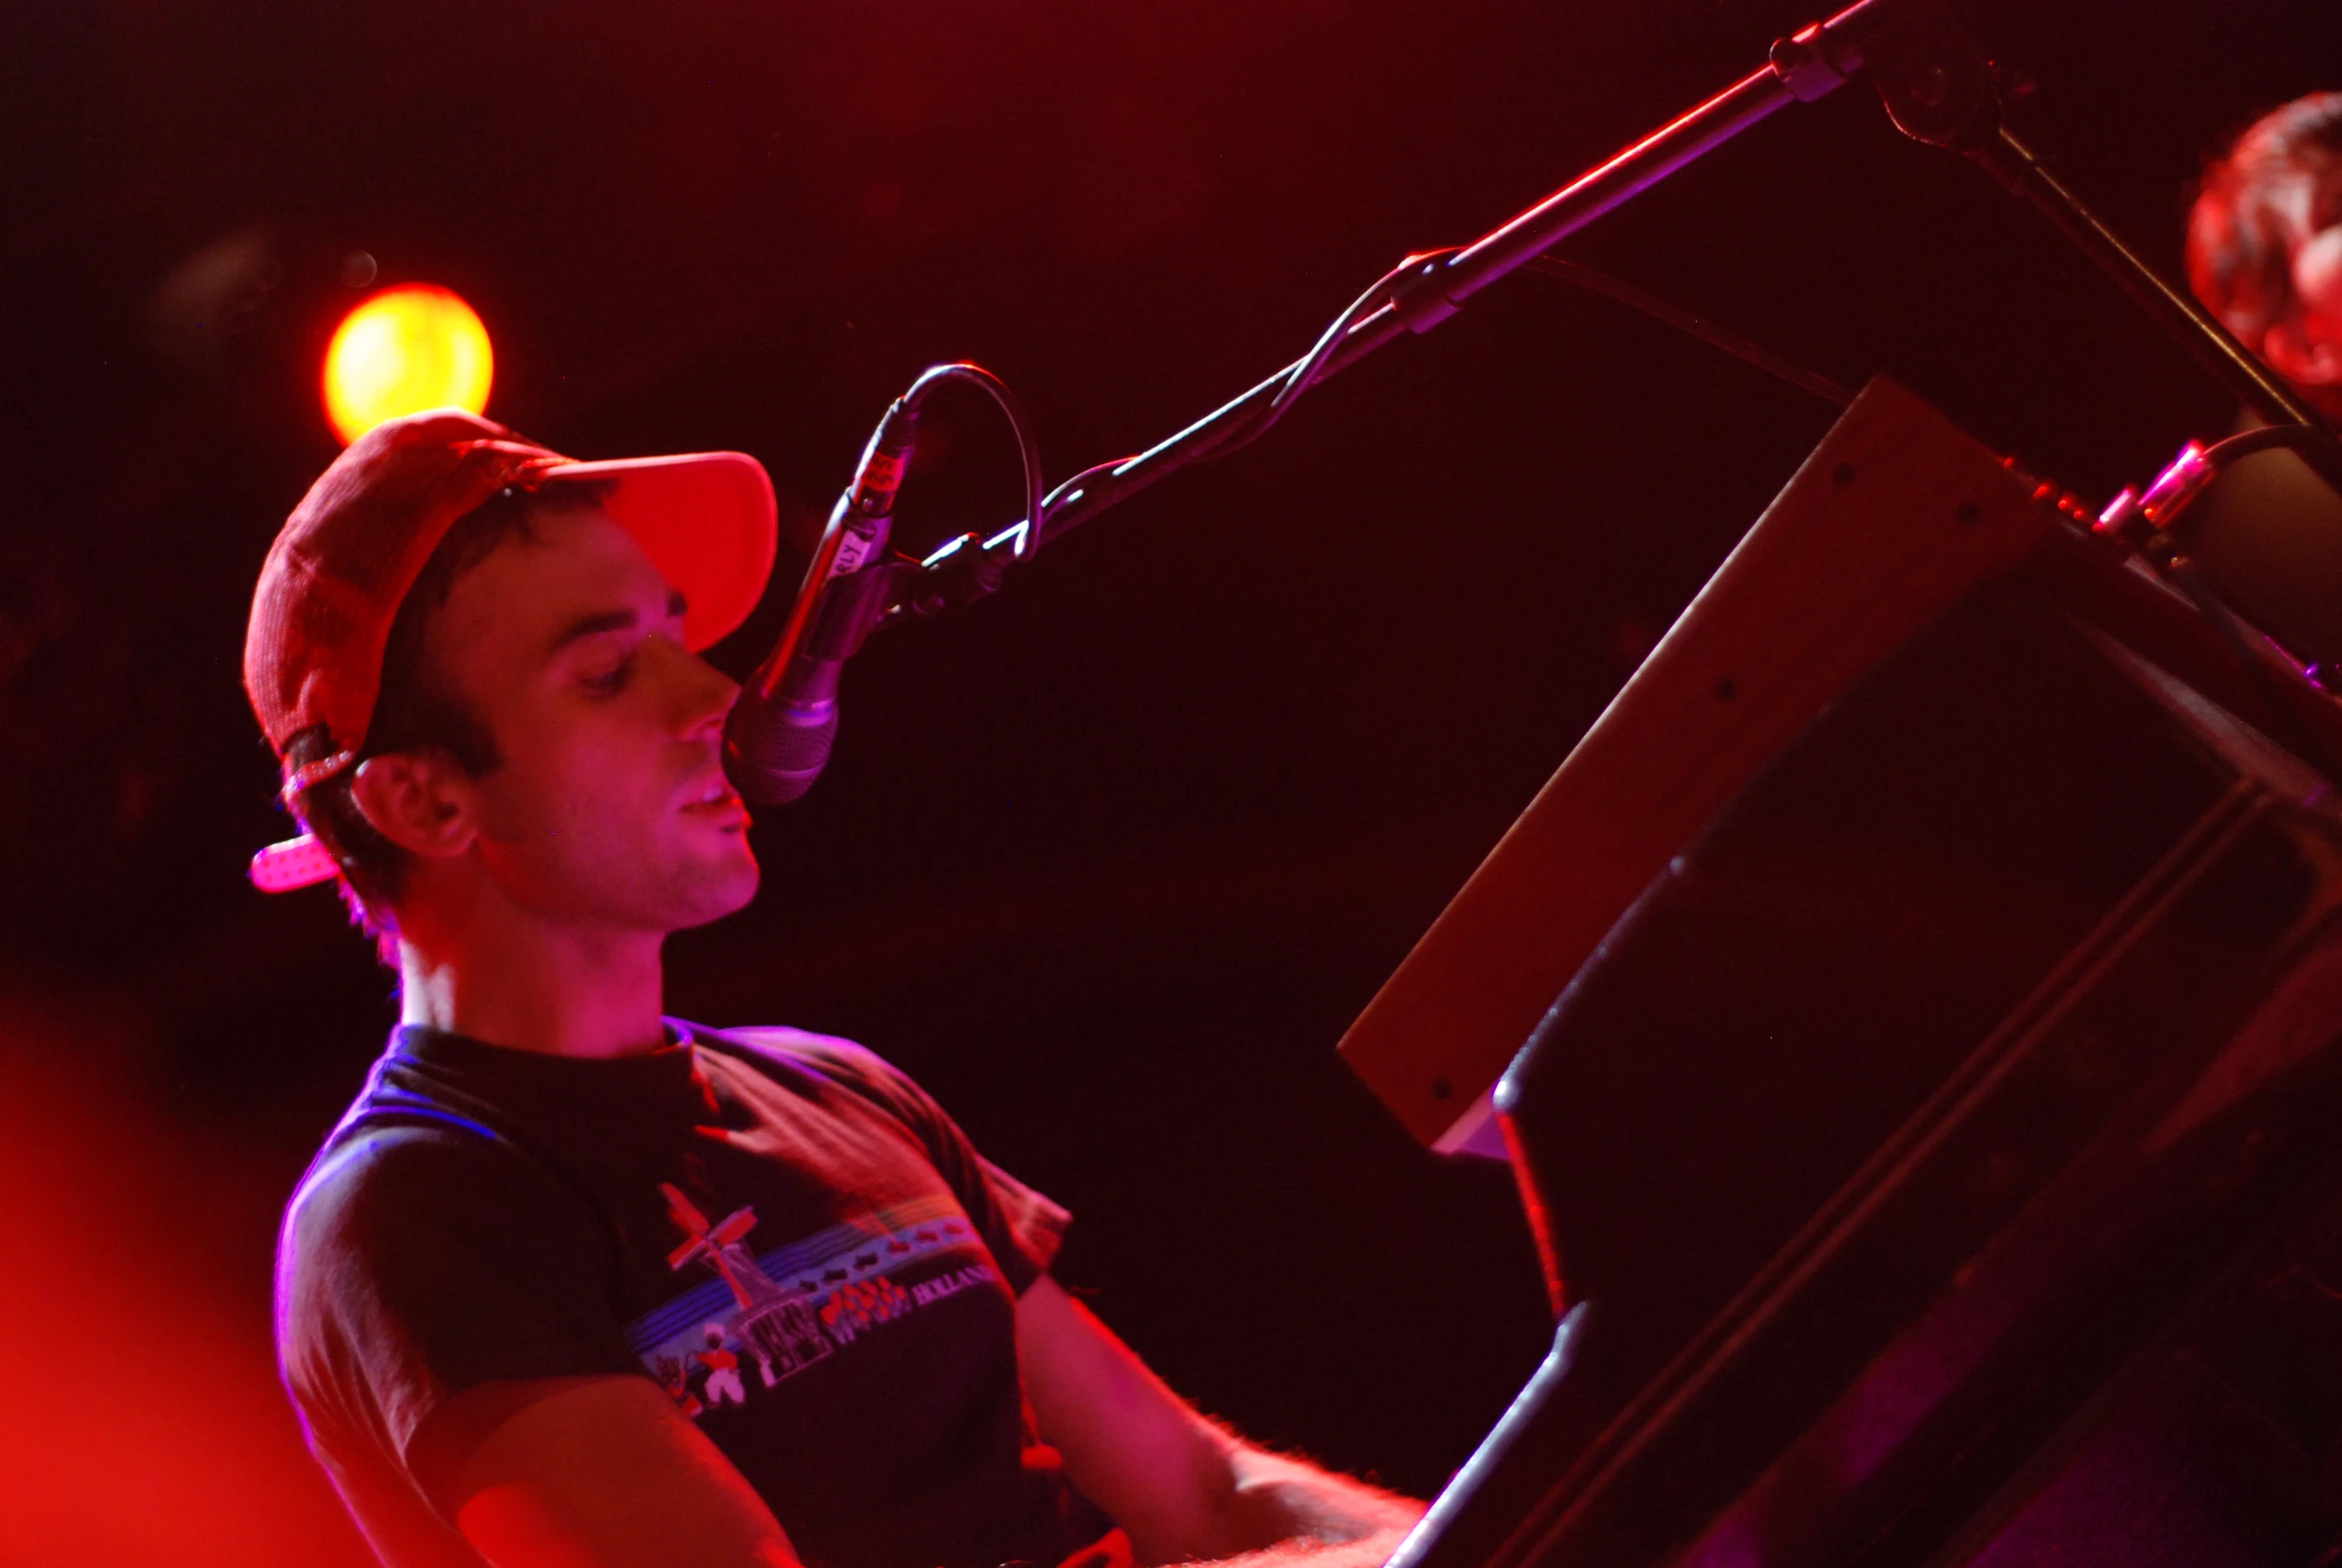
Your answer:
[658,1183,835,1390]
[697,1322,750,1406]
[635,1181,1001,1417]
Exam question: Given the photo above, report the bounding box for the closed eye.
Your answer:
[551,590,687,695]
[582,651,636,695]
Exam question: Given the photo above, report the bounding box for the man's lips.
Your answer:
[681,777,750,823]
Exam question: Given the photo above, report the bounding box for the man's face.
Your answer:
[2296,218,2342,361]
[2266,166,2342,391]
[423,502,759,933]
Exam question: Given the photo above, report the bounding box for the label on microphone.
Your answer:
[850,450,909,512]
[828,522,885,579]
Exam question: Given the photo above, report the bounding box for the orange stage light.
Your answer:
[322,283,493,444]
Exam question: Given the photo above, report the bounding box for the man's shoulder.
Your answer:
[286,1111,572,1260]
[684,1022,965,1151]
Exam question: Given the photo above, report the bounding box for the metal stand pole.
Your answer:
[889,0,1914,611]
[1862,5,2342,498]
[892,0,2342,613]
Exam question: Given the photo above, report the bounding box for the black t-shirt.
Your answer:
[277,1020,1106,1568]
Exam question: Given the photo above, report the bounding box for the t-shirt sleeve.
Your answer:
[277,1126,640,1478]
[727,1029,1071,1294]
[957,1152,1073,1294]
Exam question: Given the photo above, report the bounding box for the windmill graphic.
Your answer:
[661,1182,832,1390]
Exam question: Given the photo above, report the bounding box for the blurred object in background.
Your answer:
[2181,439,2342,665]
[322,284,494,444]
[146,230,284,378]
[2185,91,2342,421]
[0,987,372,1568]
[2180,90,2342,666]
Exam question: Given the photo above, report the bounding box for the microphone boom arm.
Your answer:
[872,0,2341,624]
[875,0,1905,619]
[752,0,2342,811]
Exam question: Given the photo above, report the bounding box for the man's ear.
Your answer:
[349,751,480,860]
[2261,318,2342,388]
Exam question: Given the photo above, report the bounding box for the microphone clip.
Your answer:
[892,532,1014,621]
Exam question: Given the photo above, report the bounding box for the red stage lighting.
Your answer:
[322,283,493,445]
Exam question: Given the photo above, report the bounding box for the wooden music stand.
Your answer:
[1356,380,2342,1568]
[1339,378,2334,1154]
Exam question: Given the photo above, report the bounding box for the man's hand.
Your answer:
[409,1373,797,1567]
[1015,1276,1424,1567]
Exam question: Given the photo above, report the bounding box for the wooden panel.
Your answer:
[1338,379,2061,1147]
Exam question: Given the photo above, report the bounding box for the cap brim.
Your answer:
[544,451,778,651]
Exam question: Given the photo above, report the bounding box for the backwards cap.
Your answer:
[243,406,776,889]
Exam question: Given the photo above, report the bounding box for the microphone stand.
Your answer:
[881,0,1906,618]
[880,0,2342,627]
[1859,6,2342,499]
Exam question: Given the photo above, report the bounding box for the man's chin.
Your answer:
[676,849,762,929]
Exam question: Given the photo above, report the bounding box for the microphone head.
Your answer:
[722,695,839,806]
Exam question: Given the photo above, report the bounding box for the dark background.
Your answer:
[1,0,2336,1560]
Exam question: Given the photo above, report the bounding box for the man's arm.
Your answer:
[408,1373,797,1568]
[1015,1275,1424,1568]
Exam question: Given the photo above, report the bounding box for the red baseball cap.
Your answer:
[245,406,777,891]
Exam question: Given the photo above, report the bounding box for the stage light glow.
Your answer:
[322,283,493,444]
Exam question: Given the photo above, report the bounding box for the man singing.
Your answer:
[252,409,1421,1568]
[2189,90,2342,415]
[2181,91,2342,664]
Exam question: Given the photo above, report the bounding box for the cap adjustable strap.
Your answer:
[254,749,358,892]
[250,834,340,893]
[278,748,356,808]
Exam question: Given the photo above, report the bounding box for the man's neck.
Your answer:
[394,898,672,1060]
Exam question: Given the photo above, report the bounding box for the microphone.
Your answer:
[722,398,920,804]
